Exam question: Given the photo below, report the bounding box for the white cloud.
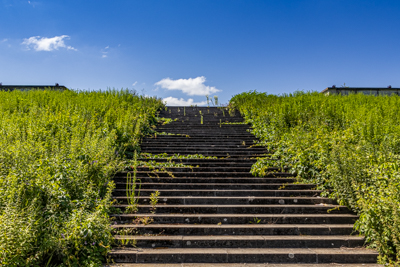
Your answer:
[22,35,76,51]
[155,76,220,96]
[101,45,110,58]
[1,39,8,43]
[163,96,207,106]
[132,81,138,86]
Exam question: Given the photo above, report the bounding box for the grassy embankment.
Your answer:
[230,91,400,266]
[0,89,163,266]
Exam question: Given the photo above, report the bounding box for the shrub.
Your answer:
[0,89,163,266]
[230,90,400,265]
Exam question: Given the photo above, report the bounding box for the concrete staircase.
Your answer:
[108,106,380,266]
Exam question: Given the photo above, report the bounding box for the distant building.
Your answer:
[321,86,400,96]
[0,83,68,91]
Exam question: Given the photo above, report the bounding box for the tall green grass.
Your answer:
[0,89,163,266]
[231,90,400,265]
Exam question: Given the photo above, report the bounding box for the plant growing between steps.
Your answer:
[149,190,160,213]
[125,154,141,214]
[112,227,139,247]
[249,217,261,224]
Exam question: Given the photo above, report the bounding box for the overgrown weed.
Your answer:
[0,89,163,266]
[231,90,400,265]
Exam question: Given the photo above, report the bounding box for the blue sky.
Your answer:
[1,0,400,105]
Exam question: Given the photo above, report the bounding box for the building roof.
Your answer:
[0,84,68,91]
[321,86,400,94]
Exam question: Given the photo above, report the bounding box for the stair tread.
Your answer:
[113,224,356,228]
[113,196,330,199]
[114,235,364,241]
[113,214,358,218]
[109,247,378,255]
[112,204,342,207]
[107,264,383,267]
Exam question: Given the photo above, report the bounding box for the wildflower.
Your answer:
[61,233,65,239]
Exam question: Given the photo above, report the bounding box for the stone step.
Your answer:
[141,143,257,147]
[112,224,356,236]
[137,163,257,168]
[160,116,243,120]
[113,196,334,205]
[112,214,359,224]
[113,177,296,184]
[157,124,250,127]
[112,189,324,197]
[141,147,264,152]
[159,122,246,126]
[138,152,269,157]
[129,172,291,178]
[160,112,240,115]
[141,144,257,148]
[137,158,259,164]
[136,162,257,168]
[152,133,255,136]
[106,263,383,267]
[133,167,284,172]
[143,138,256,142]
[114,183,312,190]
[152,132,254,135]
[108,247,379,264]
[114,235,365,249]
[145,137,257,141]
[139,155,267,159]
[156,128,251,132]
[112,204,350,214]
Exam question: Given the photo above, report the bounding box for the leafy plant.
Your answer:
[149,190,160,213]
[249,217,261,224]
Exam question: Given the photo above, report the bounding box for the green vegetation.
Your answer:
[230,91,400,265]
[0,89,163,266]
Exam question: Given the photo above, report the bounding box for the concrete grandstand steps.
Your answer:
[108,106,378,265]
